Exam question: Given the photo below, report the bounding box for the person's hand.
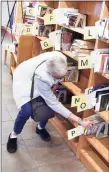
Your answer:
[82,119,93,128]
[51,84,59,94]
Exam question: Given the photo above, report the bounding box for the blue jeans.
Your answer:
[14,97,55,134]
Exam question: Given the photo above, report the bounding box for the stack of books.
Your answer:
[70,39,95,59]
[35,4,54,17]
[91,49,109,74]
[85,85,109,112]
[32,22,55,37]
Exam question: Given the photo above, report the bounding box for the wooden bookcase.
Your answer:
[10,1,109,171]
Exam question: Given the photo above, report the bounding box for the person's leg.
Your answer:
[34,97,55,141]
[13,102,32,135]
[7,101,32,153]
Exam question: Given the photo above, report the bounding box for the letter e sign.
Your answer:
[40,39,54,50]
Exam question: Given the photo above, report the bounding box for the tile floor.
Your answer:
[1,37,88,172]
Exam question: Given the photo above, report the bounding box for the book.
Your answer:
[66,13,86,28]
[99,54,109,73]
[95,93,109,111]
[35,4,54,17]
[91,49,109,72]
[64,66,79,82]
[85,85,109,95]
[61,31,72,51]
[103,57,109,74]
[49,30,62,50]
[71,39,95,50]
[53,8,79,25]
[42,25,55,37]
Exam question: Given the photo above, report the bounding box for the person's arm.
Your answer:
[35,78,93,127]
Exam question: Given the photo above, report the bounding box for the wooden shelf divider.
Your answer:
[86,136,109,163]
[97,111,109,123]
[61,82,83,95]
[80,147,109,172]
[50,116,78,154]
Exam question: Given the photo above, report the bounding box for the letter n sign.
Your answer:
[78,56,92,69]
[40,39,54,50]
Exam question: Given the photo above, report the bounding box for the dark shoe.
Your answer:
[7,134,17,153]
[36,126,51,142]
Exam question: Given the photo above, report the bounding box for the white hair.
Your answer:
[46,53,67,77]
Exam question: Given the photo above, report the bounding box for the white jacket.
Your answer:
[13,51,71,118]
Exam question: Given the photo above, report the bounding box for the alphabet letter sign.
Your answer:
[78,56,92,69]
[68,126,85,140]
[44,14,57,25]
[71,95,89,112]
[84,26,97,40]
[40,39,54,50]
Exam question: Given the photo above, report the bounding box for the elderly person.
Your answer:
[7,51,92,153]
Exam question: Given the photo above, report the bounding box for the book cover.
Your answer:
[99,54,109,73]
[103,57,109,74]
[99,93,109,111]
[64,66,79,82]
[61,31,72,51]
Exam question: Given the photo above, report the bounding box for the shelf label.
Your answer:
[68,126,85,140]
[40,39,54,50]
[71,95,83,107]
[22,24,32,35]
[78,56,92,69]
[71,95,89,112]
[44,14,57,25]
[26,7,35,17]
[84,26,97,40]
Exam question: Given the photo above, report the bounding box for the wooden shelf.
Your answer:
[62,51,78,62]
[99,38,109,44]
[58,24,84,35]
[37,16,44,20]
[50,115,78,154]
[61,82,83,95]
[97,111,109,123]
[80,147,109,172]
[102,74,109,80]
[36,36,48,41]
[11,67,15,74]
[86,136,109,163]
[12,53,17,63]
